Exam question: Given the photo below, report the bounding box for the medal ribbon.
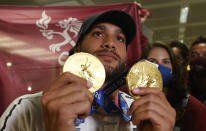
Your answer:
[90,69,131,118]
[75,69,130,125]
[75,63,172,125]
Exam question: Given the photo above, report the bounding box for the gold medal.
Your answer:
[63,52,105,93]
[126,60,163,99]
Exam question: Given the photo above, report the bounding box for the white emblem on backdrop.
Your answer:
[36,10,82,65]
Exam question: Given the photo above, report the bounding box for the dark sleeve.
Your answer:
[180,95,206,131]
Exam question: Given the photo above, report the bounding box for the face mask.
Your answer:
[158,64,173,87]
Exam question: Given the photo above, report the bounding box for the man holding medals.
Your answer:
[0,10,176,131]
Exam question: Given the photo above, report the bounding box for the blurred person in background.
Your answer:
[142,43,206,131]
[169,41,189,67]
[169,41,189,83]
[189,36,206,105]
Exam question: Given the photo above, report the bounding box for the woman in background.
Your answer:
[142,43,206,131]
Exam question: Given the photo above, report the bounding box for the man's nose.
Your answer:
[102,38,116,49]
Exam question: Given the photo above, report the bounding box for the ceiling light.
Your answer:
[179,40,184,43]
[180,6,189,24]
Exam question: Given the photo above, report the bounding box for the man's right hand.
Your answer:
[41,72,94,131]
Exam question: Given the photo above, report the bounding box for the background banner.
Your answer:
[0,3,149,115]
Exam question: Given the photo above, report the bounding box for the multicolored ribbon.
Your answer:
[75,63,173,125]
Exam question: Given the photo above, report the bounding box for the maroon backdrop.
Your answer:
[0,2,149,115]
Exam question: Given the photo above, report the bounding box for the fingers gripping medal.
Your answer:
[126,60,163,99]
[63,52,105,93]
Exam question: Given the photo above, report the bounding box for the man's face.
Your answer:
[77,22,127,82]
[190,43,206,61]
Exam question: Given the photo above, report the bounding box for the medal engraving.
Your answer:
[79,58,95,84]
[126,60,163,99]
[63,52,105,93]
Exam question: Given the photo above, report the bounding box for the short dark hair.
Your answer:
[169,41,189,60]
[191,36,206,49]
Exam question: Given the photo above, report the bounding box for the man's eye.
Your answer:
[93,31,103,37]
[191,52,200,59]
[117,36,125,43]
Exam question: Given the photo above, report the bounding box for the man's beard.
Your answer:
[79,48,126,83]
[104,61,126,83]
